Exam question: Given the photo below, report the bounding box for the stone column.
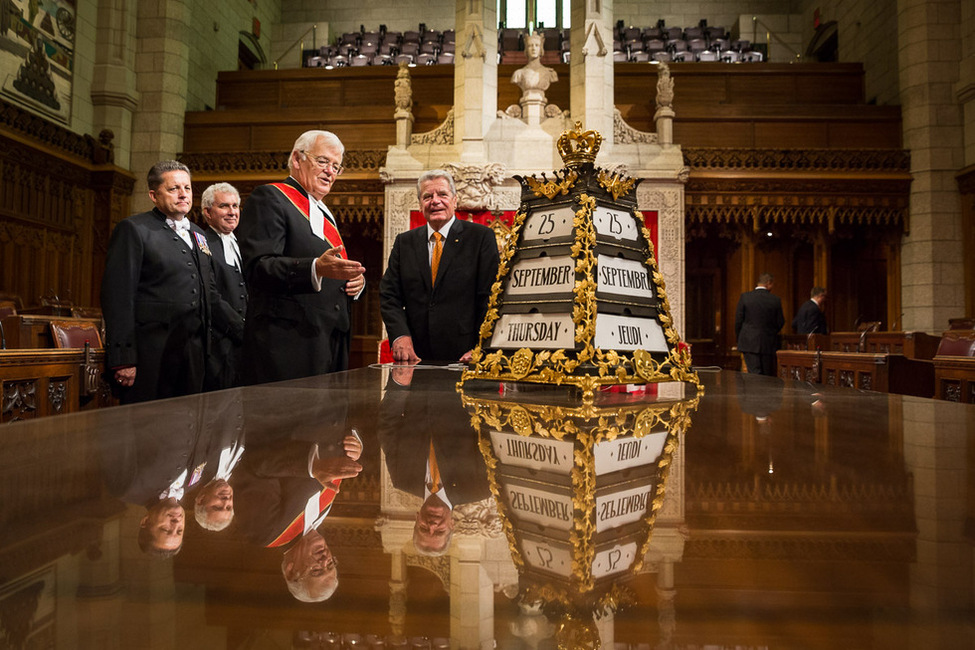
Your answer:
[955,0,975,316]
[570,0,615,159]
[897,0,965,332]
[90,0,139,170]
[450,535,494,649]
[902,400,974,616]
[130,0,192,210]
[454,0,498,162]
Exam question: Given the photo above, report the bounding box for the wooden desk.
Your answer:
[828,331,940,359]
[1,315,103,349]
[781,333,829,351]
[777,350,934,398]
[1,348,114,422]
[933,357,975,403]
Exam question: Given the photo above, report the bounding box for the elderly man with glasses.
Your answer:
[236,130,366,383]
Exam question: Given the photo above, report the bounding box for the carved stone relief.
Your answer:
[442,162,507,211]
[384,186,419,262]
[637,182,685,335]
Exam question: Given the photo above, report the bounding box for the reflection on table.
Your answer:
[0,367,971,648]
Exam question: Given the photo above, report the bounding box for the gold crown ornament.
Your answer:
[556,122,602,168]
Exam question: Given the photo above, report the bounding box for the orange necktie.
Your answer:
[427,440,441,493]
[431,231,443,286]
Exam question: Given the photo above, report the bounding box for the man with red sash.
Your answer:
[236,130,366,384]
[230,430,362,601]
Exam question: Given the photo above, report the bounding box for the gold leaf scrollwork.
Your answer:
[597,169,636,201]
[525,170,579,199]
[508,406,533,436]
[509,348,535,379]
[632,349,657,382]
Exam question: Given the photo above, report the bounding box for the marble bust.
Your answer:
[511,32,558,105]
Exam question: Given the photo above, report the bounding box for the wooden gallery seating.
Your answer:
[776,331,938,398]
[932,329,975,403]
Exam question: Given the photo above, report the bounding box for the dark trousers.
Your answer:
[742,351,777,377]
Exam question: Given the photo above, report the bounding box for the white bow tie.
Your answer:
[167,218,191,233]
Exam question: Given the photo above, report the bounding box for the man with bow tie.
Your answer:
[101,161,243,403]
[236,130,366,384]
[201,182,248,390]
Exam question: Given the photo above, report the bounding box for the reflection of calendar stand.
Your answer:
[460,123,699,399]
[460,385,698,618]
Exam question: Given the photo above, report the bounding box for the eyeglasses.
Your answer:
[304,555,338,578]
[302,151,344,175]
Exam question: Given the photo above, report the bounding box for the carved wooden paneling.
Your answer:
[0,349,114,423]
[0,98,135,313]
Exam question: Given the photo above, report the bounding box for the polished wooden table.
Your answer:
[0,367,971,648]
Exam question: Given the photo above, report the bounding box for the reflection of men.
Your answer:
[192,390,245,531]
[735,370,783,423]
[99,403,213,558]
[101,161,241,403]
[231,424,362,601]
[282,528,339,602]
[379,368,491,555]
[201,183,247,390]
[792,286,828,335]
[380,170,499,363]
[734,272,785,376]
[139,497,185,558]
[236,130,366,384]
[194,477,235,531]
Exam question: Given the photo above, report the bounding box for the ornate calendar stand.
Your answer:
[459,123,700,399]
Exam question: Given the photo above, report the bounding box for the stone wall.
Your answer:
[797,0,900,106]
[186,1,280,112]
[614,0,797,32]
[279,0,455,46]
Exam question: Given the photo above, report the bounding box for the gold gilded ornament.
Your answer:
[525,170,578,199]
[557,121,602,168]
[597,169,636,201]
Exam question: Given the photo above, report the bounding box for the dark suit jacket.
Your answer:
[378,371,491,505]
[99,397,221,507]
[231,393,351,548]
[101,208,239,403]
[792,299,827,334]
[379,218,499,362]
[236,177,352,384]
[203,226,247,389]
[734,287,785,354]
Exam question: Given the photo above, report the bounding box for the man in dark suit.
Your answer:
[734,272,785,376]
[98,395,217,557]
[101,161,243,403]
[236,130,366,384]
[379,169,500,363]
[379,367,491,555]
[792,286,828,335]
[201,182,247,390]
[230,418,362,601]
